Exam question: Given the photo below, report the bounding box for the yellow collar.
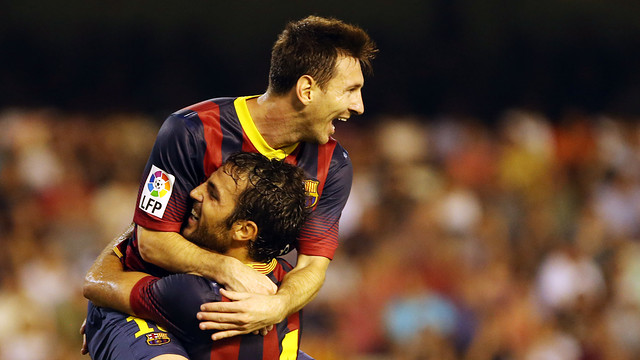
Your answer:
[234,96,298,160]
[245,258,278,275]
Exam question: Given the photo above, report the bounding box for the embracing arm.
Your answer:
[137,227,276,294]
[273,254,330,315]
[198,254,330,340]
[82,227,150,314]
[83,225,276,315]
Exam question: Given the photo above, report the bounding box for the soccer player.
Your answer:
[84,152,310,359]
[84,14,377,341]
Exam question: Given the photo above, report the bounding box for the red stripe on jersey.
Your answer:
[163,198,188,223]
[316,141,336,199]
[284,146,301,166]
[262,329,279,359]
[189,101,223,176]
[211,337,241,359]
[287,311,300,333]
[211,296,242,359]
[241,130,258,153]
[298,214,339,259]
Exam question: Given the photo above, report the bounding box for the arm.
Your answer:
[82,226,152,314]
[83,241,224,344]
[82,226,276,314]
[198,254,330,340]
[130,113,275,295]
[138,227,277,295]
[197,142,352,340]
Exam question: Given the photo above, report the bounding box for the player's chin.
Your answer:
[182,224,196,239]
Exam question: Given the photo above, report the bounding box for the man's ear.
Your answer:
[295,75,315,105]
[231,220,258,242]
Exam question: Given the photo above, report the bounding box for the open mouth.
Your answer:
[190,208,199,221]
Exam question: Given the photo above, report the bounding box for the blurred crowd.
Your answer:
[1,107,640,360]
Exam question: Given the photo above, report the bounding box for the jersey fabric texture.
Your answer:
[119,96,352,275]
[85,302,189,360]
[130,258,303,360]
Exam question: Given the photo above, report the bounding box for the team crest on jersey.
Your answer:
[145,332,171,346]
[304,179,319,208]
[139,165,175,218]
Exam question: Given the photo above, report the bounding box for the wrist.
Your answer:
[272,292,291,321]
[203,253,238,285]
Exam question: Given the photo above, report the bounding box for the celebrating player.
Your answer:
[84,152,311,359]
[83,14,377,343]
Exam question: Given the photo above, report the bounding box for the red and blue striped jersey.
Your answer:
[119,96,352,275]
[130,258,302,360]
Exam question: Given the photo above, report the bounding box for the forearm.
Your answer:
[138,227,274,294]
[138,226,234,283]
[83,228,148,314]
[273,254,330,318]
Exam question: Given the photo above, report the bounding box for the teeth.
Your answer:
[337,118,347,122]
[191,208,198,220]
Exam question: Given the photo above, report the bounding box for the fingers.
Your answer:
[211,326,273,341]
[219,288,249,301]
[199,301,245,314]
[211,330,245,341]
[259,326,271,336]
[197,314,251,328]
[80,319,89,355]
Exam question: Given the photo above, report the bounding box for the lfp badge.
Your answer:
[139,165,175,218]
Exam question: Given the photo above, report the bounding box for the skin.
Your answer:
[83,166,258,356]
[86,54,366,342]
[195,55,363,338]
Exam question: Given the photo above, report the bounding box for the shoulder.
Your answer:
[159,97,239,133]
[323,139,352,171]
[174,97,237,117]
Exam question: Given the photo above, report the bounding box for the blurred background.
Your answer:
[2,1,640,359]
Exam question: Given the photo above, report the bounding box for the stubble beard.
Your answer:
[183,222,231,254]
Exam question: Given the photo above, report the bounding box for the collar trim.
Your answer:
[234,96,298,160]
[245,258,278,275]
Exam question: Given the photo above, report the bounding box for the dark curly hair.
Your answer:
[223,152,308,263]
[269,15,378,94]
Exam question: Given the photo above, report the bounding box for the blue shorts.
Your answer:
[85,302,189,360]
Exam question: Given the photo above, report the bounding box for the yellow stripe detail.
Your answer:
[245,258,278,275]
[112,246,123,259]
[280,329,299,360]
[234,96,298,160]
[126,316,157,338]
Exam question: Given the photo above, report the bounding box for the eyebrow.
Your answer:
[206,180,220,199]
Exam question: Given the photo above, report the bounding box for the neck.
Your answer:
[246,92,305,149]
[224,246,254,264]
[224,247,270,272]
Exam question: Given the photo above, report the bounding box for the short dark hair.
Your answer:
[268,15,378,94]
[223,152,308,263]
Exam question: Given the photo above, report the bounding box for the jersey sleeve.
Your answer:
[297,144,353,259]
[133,114,206,232]
[130,274,222,343]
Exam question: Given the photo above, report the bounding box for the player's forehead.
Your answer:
[211,164,248,194]
[328,55,364,88]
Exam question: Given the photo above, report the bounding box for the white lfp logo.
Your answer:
[139,165,175,218]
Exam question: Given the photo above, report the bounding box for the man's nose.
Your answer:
[350,90,364,115]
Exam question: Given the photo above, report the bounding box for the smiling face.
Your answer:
[304,55,365,144]
[182,164,248,254]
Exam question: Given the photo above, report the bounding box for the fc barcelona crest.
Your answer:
[304,179,319,208]
[146,332,171,346]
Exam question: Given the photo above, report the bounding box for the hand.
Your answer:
[80,318,88,355]
[197,288,284,340]
[219,259,277,295]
